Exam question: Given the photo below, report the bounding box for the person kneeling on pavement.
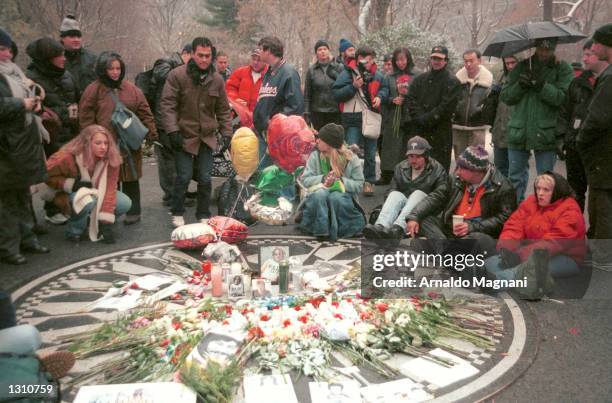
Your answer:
[299,123,366,241]
[40,124,131,243]
[363,136,449,241]
[417,145,516,254]
[484,172,586,299]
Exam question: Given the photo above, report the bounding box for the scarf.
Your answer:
[75,154,109,242]
[0,61,50,143]
[187,59,213,86]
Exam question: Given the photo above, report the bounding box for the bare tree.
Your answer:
[392,0,449,31]
[145,0,200,56]
[553,0,606,34]
[458,0,510,48]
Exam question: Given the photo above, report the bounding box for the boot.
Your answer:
[363,224,386,240]
[516,249,553,300]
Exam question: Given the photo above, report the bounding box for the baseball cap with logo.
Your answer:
[430,46,449,59]
[405,136,432,156]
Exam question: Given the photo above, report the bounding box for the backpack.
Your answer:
[135,69,155,107]
[217,176,256,225]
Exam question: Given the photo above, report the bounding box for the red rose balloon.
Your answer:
[267,114,316,173]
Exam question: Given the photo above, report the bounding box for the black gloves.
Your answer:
[518,72,533,89]
[499,248,522,269]
[98,223,115,244]
[168,131,184,152]
[73,179,92,192]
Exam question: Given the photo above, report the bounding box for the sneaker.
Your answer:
[45,213,69,225]
[123,214,141,225]
[363,182,374,197]
[172,215,185,228]
[39,350,75,379]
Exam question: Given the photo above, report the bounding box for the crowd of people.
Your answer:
[1,15,612,298]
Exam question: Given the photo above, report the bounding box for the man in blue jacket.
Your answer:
[253,36,304,169]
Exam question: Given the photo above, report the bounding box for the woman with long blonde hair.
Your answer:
[43,124,131,243]
[299,123,365,241]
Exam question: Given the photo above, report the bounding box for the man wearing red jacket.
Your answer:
[225,49,267,112]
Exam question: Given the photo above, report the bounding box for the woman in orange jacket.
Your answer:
[485,171,586,297]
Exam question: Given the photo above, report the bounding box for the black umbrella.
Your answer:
[483,21,587,58]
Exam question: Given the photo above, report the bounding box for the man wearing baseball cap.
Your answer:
[576,23,612,271]
[501,37,573,203]
[407,45,461,172]
[364,136,449,241]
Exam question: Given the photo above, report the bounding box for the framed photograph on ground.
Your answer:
[228,274,245,298]
[251,278,272,298]
[259,245,289,283]
[308,381,361,403]
[73,382,196,403]
[243,374,298,403]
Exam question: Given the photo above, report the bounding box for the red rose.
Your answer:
[376,302,388,313]
[260,314,270,322]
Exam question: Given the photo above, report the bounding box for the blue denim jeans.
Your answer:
[508,149,556,203]
[299,189,365,241]
[172,145,213,219]
[485,254,580,286]
[0,324,41,354]
[376,190,427,228]
[493,145,509,178]
[345,126,377,184]
[257,132,273,172]
[65,191,132,237]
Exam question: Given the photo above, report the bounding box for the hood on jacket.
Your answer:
[456,65,493,88]
[26,37,65,77]
[95,51,125,88]
[537,170,575,204]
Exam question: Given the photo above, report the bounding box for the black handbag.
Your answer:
[109,90,149,151]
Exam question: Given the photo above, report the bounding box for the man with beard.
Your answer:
[407,46,461,172]
[501,38,573,203]
[58,15,96,100]
[558,40,608,213]
[576,23,612,271]
[160,37,232,228]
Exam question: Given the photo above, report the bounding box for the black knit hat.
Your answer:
[0,27,12,48]
[456,145,489,172]
[26,37,64,62]
[314,39,330,53]
[593,23,612,47]
[318,123,344,149]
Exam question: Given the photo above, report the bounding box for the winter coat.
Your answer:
[500,55,573,151]
[0,74,47,191]
[79,80,156,182]
[440,167,516,238]
[64,47,97,100]
[301,149,364,194]
[44,150,119,224]
[391,157,449,222]
[485,73,511,149]
[452,65,493,128]
[253,60,304,134]
[26,61,78,145]
[577,64,612,189]
[159,61,232,155]
[226,64,267,112]
[150,53,184,127]
[304,60,343,114]
[331,63,384,128]
[378,69,417,171]
[558,70,595,149]
[406,67,461,168]
[498,195,586,264]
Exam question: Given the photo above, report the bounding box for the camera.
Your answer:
[357,60,373,82]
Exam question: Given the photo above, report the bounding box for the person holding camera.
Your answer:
[332,46,385,197]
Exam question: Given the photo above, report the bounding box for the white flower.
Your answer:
[396,313,411,327]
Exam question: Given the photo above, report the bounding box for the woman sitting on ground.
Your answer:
[299,123,365,241]
[485,171,586,298]
[42,124,131,243]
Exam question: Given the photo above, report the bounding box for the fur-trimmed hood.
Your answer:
[456,65,493,88]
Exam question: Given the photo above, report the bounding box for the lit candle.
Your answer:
[211,264,223,297]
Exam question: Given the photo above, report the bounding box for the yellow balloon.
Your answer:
[231,127,259,180]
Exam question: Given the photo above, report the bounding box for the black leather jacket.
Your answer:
[441,167,516,238]
[557,71,594,147]
[304,60,343,114]
[453,66,494,127]
[392,157,449,222]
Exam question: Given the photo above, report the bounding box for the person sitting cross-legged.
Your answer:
[363,136,449,241]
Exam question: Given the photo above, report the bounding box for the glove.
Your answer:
[499,248,521,269]
[98,223,115,244]
[168,131,184,152]
[532,77,545,92]
[518,72,533,89]
[556,139,566,161]
[73,179,92,192]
